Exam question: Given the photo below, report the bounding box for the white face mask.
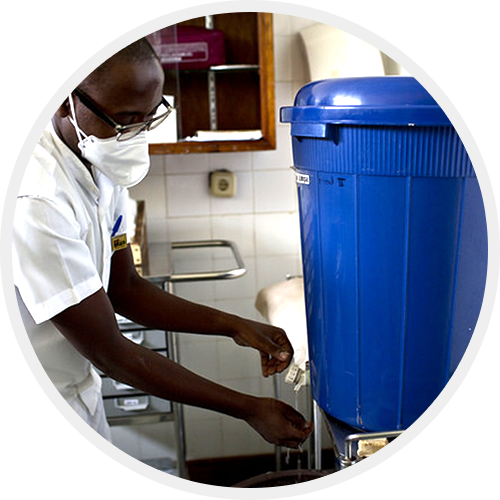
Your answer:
[68,93,150,188]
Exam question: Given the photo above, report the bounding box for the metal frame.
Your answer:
[163,239,247,478]
[148,239,247,285]
[340,430,404,469]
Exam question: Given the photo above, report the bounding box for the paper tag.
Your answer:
[296,173,310,185]
[285,363,302,384]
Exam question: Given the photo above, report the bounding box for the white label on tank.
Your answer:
[296,173,310,185]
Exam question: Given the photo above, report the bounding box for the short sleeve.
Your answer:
[12,196,103,324]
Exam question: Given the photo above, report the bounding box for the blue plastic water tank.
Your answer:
[281,77,487,431]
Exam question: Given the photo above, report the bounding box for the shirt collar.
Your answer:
[46,120,100,201]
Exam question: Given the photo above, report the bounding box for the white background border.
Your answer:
[2,1,498,498]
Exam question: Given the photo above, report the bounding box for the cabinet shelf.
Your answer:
[209,64,260,72]
[149,138,272,155]
[148,13,275,155]
[178,64,260,74]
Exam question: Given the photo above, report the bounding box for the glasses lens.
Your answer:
[117,126,145,142]
[149,100,173,129]
[148,112,170,131]
[116,101,173,141]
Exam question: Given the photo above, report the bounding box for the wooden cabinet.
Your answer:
[148,13,275,155]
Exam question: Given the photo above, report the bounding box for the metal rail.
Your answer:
[165,239,247,283]
[163,240,246,478]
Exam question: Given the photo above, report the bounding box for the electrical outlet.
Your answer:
[209,170,237,197]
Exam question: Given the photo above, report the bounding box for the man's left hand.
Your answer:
[231,319,294,377]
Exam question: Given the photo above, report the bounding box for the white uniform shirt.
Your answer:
[12,122,129,426]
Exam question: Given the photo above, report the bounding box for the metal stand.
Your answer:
[165,282,188,479]
[273,374,282,471]
[164,240,247,478]
[340,430,404,469]
[312,400,323,470]
[273,365,323,472]
[323,412,403,469]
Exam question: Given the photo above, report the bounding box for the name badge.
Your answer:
[111,214,126,251]
[111,233,128,251]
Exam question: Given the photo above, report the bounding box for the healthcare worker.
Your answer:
[12,38,313,447]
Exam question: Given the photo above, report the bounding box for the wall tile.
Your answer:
[172,279,218,304]
[129,173,167,220]
[165,153,209,174]
[274,35,293,82]
[222,376,271,398]
[254,212,301,256]
[215,337,262,382]
[256,254,303,292]
[211,214,255,257]
[213,256,257,301]
[166,174,210,217]
[208,152,252,172]
[273,13,292,35]
[172,286,216,308]
[275,81,294,114]
[170,244,216,273]
[210,171,254,215]
[252,126,293,171]
[145,217,169,243]
[214,297,260,321]
[289,14,318,33]
[167,216,212,242]
[254,170,297,213]
[148,154,165,176]
[291,33,310,82]
[178,333,220,380]
[217,374,277,457]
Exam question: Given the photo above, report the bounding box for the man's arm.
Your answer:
[51,287,254,416]
[107,246,293,377]
[51,283,312,447]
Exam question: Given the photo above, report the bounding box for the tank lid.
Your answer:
[280,77,450,126]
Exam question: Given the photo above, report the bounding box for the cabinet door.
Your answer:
[148,13,275,154]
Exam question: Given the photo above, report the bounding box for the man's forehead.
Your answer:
[83,59,164,105]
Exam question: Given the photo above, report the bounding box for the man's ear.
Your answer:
[56,98,71,118]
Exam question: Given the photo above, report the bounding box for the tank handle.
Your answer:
[291,122,339,144]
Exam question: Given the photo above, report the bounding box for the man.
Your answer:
[13,38,313,448]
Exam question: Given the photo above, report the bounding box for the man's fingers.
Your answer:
[260,349,293,377]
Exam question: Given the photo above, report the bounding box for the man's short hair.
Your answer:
[80,38,161,91]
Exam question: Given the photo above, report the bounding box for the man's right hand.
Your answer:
[245,397,313,448]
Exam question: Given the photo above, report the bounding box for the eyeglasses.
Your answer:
[73,87,174,142]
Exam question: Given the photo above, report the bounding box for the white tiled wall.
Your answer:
[112,14,319,463]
